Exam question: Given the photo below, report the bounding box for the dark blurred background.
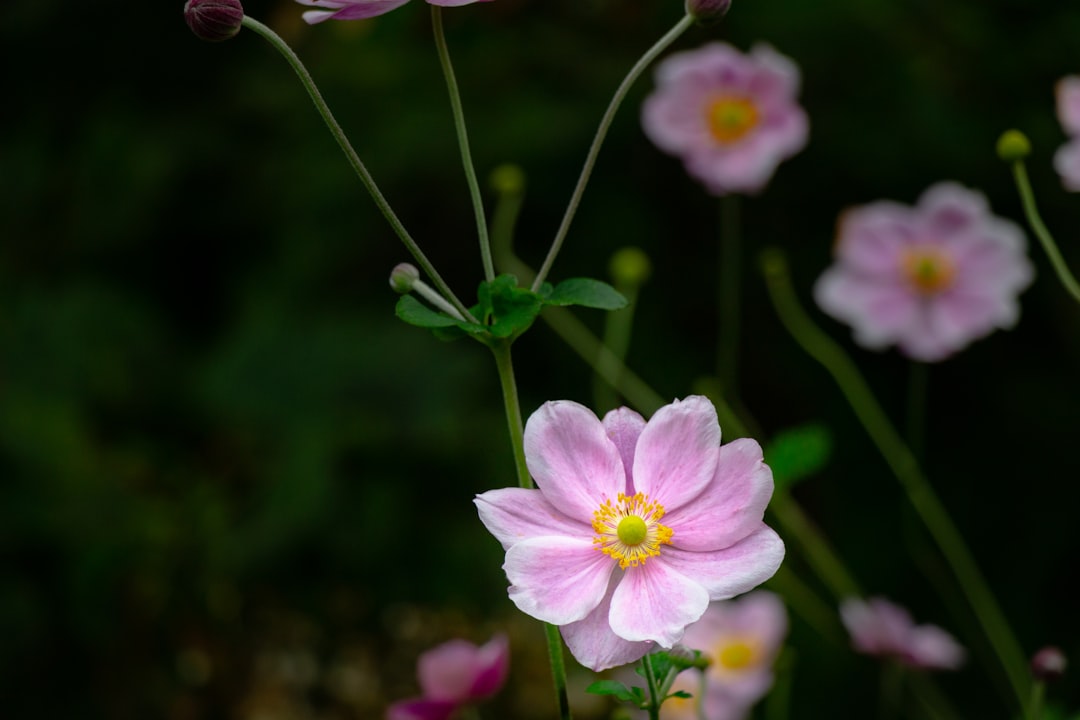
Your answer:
[2,0,1079,717]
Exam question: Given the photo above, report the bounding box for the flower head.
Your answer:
[840,597,965,671]
[1053,76,1080,191]
[813,182,1034,362]
[475,396,785,671]
[184,0,244,42]
[297,0,492,24]
[386,634,509,720]
[641,42,808,196]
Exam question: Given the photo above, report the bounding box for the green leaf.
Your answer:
[765,423,833,491]
[544,278,628,310]
[475,274,544,340]
[585,680,643,704]
[668,690,693,700]
[394,295,459,329]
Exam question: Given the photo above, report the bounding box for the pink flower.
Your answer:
[813,182,1034,362]
[475,396,785,672]
[385,634,509,720]
[1053,75,1080,191]
[839,597,965,671]
[297,0,492,25]
[641,42,808,196]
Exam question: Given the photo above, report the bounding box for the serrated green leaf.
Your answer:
[476,274,544,340]
[545,278,628,310]
[394,295,460,329]
[766,423,833,491]
[585,680,641,703]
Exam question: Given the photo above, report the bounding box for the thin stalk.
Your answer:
[592,282,641,412]
[718,194,743,395]
[240,16,475,322]
[760,248,1031,714]
[543,622,573,720]
[531,14,696,292]
[1027,680,1046,720]
[642,653,663,720]
[768,490,861,601]
[432,7,494,282]
[1009,159,1080,304]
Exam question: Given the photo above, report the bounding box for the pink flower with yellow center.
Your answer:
[475,396,785,672]
[1053,75,1080,191]
[385,634,509,720]
[296,0,492,25]
[641,42,808,196]
[840,597,965,671]
[814,182,1034,362]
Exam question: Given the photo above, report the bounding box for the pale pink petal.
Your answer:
[560,574,655,671]
[916,182,990,237]
[504,536,614,625]
[840,597,914,656]
[608,561,710,646]
[663,438,774,551]
[660,526,784,601]
[429,0,493,5]
[1056,75,1080,136]
[835,202,915,274]
[474,488,587,550]
[747,43,801,104]
[467,634,510,698]
[418,640,483,701]
[814,270,919,350]
[632,396,720,512]
[907,624,966,670]
[524,400,625,521]
[603,407,646,493]
[1053,138,1080,192]
[297,0,411,23]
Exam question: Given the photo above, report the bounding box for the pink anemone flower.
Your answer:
[840,597,965,671]
[297,0,492,25]
[1053,75,1080,191]
[475,396,785,672]
[641,42,808,196]
[814,182,1034,362]
[385,634,509,720]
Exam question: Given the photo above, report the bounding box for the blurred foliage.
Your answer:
[3,0,1080,718]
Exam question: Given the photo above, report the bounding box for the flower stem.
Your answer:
[530,13,696,292]
[593,282,642,413]
[1027,680,1046,720]
[759,247,1031,714]
[642,653,663,720]
[239,16,476,323]
[768,489,861,601]
[543,622,574,720]
[431,7,494,282]
[1008,159,1080,305]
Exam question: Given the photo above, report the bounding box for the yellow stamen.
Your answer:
[716,640,756,671]
[706,96,759,144]
[902,247,956,294]
[592,492,673,569]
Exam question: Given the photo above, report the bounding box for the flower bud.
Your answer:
[609,247,652,288]
[686,0,731,25]
[184,0,244,42]
[389,263,420,294]
[490,164,526,196]
[1031,646,1067,683]
[996,129,1031,162]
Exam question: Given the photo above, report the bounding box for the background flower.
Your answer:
[297,0,492,24]
[840,597,965,670]
[641,42,808,195]
[813,182,1034,362]
[1053,75,1080,191]
[386,634,509,720]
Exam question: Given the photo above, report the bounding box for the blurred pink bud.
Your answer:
[1031,646,1067,683]
[840,597,965,671]
[685,0,731,25]
[184,0,244,42]
[385,635,509,720]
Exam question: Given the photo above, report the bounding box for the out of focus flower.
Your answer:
[475,397,784,671]
[685,0,732,25]
[385,634,509,720]
[297,0,492,24]
[840,597,965,670]
[1053,76,1080,191]
[641,42,808,196]
[184,0,244,42]
[814,182,1034,362]
[1031,646,1067,683]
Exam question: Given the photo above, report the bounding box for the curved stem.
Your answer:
[760,247,1031,714]
[432,7,494,282]
[1009,159,1080,304]
[240,16,476,322]
[530,14,696,292]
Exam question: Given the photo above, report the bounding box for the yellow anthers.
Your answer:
[592,492,673,569]
[716,639,757,671]
[706,96,759,145]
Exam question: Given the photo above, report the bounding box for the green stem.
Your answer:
[642,653,663,720]
[1027,680,1046,720]
[1010,159,1080,304]
[768,490,861,601]
[431,7,494,282]
[240,16,475,323]
[718,194,743,395]
[543,622,574,720]
[592,283,641,412]
[531,13,696,292]
[760,247,1031,714]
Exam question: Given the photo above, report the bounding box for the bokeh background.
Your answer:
[2,0,1079,717]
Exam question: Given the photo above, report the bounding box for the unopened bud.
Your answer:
[996,129,1031,163]
[1031,646,1067,683]
[184,0,244,42]
[389,263,420,294]
[686,0,731,25]
[490,164,526,196]
[609,247,652,288]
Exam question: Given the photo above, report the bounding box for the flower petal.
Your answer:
[602,407,646,493]
[468,634,510,699]
[524,401,626,520]
[504,536,614,625]
[1057,75,1080,136]
[632,396,720,512]
[660,525,784,601]
[385,698,458,720]
[474,488,587,550]
[907,624,966,670]
[296,0,411,23]
[608,561,710,646]
[560,573,655,671]
[418,640,484,701]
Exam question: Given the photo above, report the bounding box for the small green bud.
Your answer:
[184,0,244,42]
[389,263,419,294]
[490,164,526,196]
[609,247,652,287]
[996,130,1032,162]
[686,0,731,25]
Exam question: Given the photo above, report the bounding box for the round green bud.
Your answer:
[389,263,419,294]
[996,130,1032,162]
[609,247,652,287]
[489,164,526,196]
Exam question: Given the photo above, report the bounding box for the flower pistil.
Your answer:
[592,492,673,569]
[901,247,955,295]
[706,96,759,144]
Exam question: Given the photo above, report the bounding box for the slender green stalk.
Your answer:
[760,247,1031,713]
[1009,159,1080,304]
[531,14,696,292]
[768,490,861,601]
[593,282,641,412]
[1027,680,1046,720]
[642,653,663,720]
[431,7,494,282]
[879,661,903,720]
[543,622,574,720]
[718,194,743,394]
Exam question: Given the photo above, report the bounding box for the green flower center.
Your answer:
[616,515,648,545]
[592,492,674,569]
[902,247,955,294]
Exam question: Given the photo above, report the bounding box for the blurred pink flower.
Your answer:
[475,397,785,671]
[814,182,1034,362]
[641,42,808,196]
[385,634,509,720]
[1053,75,1080,191]
[297,0,492,25]
[840,597,965,671]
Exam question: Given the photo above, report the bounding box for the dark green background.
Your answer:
[2,0,1079,717]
